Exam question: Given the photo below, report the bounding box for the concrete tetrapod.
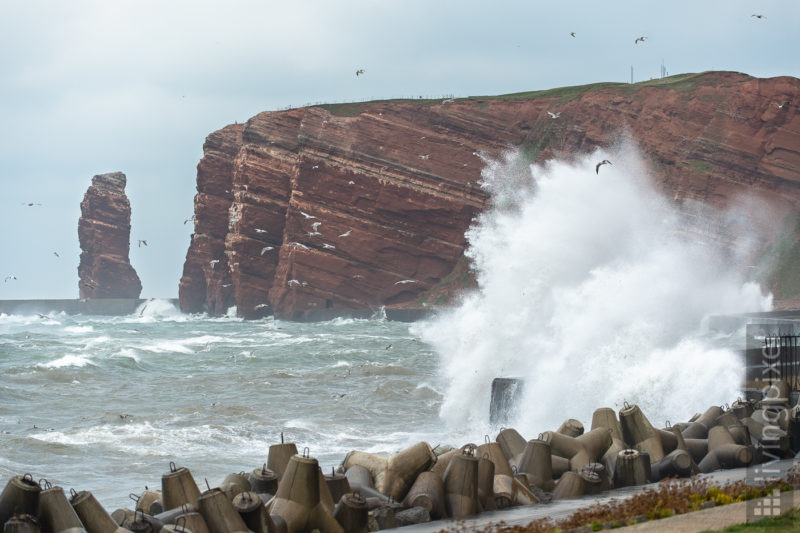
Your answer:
[552,472,584,500]
[591,408,624,442]
[441,451,479,519]
[322,470,350,508]
[342,466,387,503]
[476,441,513,477]
[332,493,368,533]
[218,474,250,503]
[4,514,40,533]
[232,491,279,533]
[619,403,665,462]
[650,449,693,480]
[495,429,527,469]
[516,439,555,491]
[132,491,161,516]
[698,425,754,473]
[403,472,446,520]
[38,485,86,533]
[761,380,791,409]
[171,508,210,533]
[267,455,343,533]
[342,442,436,502]
[476,456,496,512]
[581,463,612,493]
[267,437,299,482]
[248,466,278,498]
[0,475,41,527]
[197,488,249,533]
[613,449,650,488]
[161,464,201,512]
[681,405,724,439]
[69,491,131,533]
[540,427,612,472]
[556,419,584,438]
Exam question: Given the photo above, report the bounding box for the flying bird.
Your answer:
[419,154,430,160]
[773,101,790,109]
[255,228,268,233]
[300,211,316,219]
[547,111,561,119]
[22,202,41,206]
[634,36,646,44]
[260,246,274,255]
[138,240,148,247]
[53,251,60,258]
[288,279,301,286]
[254,303,269,310]
[339,229,352,238]
[209,259,220,268]
[183,215,196,224]
[595,160,612,174]
[322,243,335,249]
[4,275,17,282]
[311,221,322,232]
[570,32,576,37]
[348,180,355,185]
[751,14,766,19]
[356,69,365,76]
[291,242,309,250]
[394,279,418,285]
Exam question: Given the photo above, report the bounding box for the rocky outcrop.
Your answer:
[179,71,800,318]
[78,172,142,299]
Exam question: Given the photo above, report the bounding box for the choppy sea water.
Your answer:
[0,300,449,511]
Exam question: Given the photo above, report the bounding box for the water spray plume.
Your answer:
[415,143,772,438]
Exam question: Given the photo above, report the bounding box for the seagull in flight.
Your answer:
[356,69,365,76]
[570,32,576,37]
[323,243,335,249]
[394,279,418,285]
[22,202,41,207]
[288,279,301,286]
[595,160,612,174]
[53,251,60,258]
[138,239,148,247]
[339,229,352,238]
[751,14,766,19]
[209,259,220,268]
[547,111,561,119]
[183,215,196,225]
[773,101,790,109]
[260,246,274,255]
[311,221,322,232]
[634,36,646,44]
[255,228,268,233]
[300,211,316,219]
[4,275,17,282]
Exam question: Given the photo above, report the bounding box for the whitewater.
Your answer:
[0,146,772,511]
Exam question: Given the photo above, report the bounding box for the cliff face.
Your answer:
[78,172,142,299]
[179,72,800,318]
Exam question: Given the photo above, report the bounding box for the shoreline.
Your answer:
[0,298,436,321]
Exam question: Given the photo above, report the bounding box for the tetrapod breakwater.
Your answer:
[2,380,798,532]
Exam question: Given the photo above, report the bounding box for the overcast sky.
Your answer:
[1,0,798,300]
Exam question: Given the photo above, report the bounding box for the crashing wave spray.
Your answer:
[414,144,772,438]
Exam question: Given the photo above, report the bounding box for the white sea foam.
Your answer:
[37,354,94,369]
[138,341,195,354]
[64,325,93,334]
[415,144,773,438]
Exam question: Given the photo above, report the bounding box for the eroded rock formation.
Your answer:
[78,172,142,299]
[179,71,800,318]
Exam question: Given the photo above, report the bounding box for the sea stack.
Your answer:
[77,172,142,299]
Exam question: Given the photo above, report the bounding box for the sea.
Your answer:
[0,145,775,512]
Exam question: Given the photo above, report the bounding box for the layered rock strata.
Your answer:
[179,71,800,318]
[78,172,142,299]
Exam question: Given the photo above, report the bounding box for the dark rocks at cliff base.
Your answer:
[179,72,800,319]
[78,171,142,299]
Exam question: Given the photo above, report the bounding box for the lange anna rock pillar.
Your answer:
[77,172,142,299]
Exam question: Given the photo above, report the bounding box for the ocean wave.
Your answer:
[37,354,94,369]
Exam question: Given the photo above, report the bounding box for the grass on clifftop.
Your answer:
[707,507,800,532]
[318,71,742,117]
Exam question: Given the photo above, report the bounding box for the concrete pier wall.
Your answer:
[0,299,178,316]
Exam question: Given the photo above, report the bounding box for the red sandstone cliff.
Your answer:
[78,172,142,299]
[179,71,800,319]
